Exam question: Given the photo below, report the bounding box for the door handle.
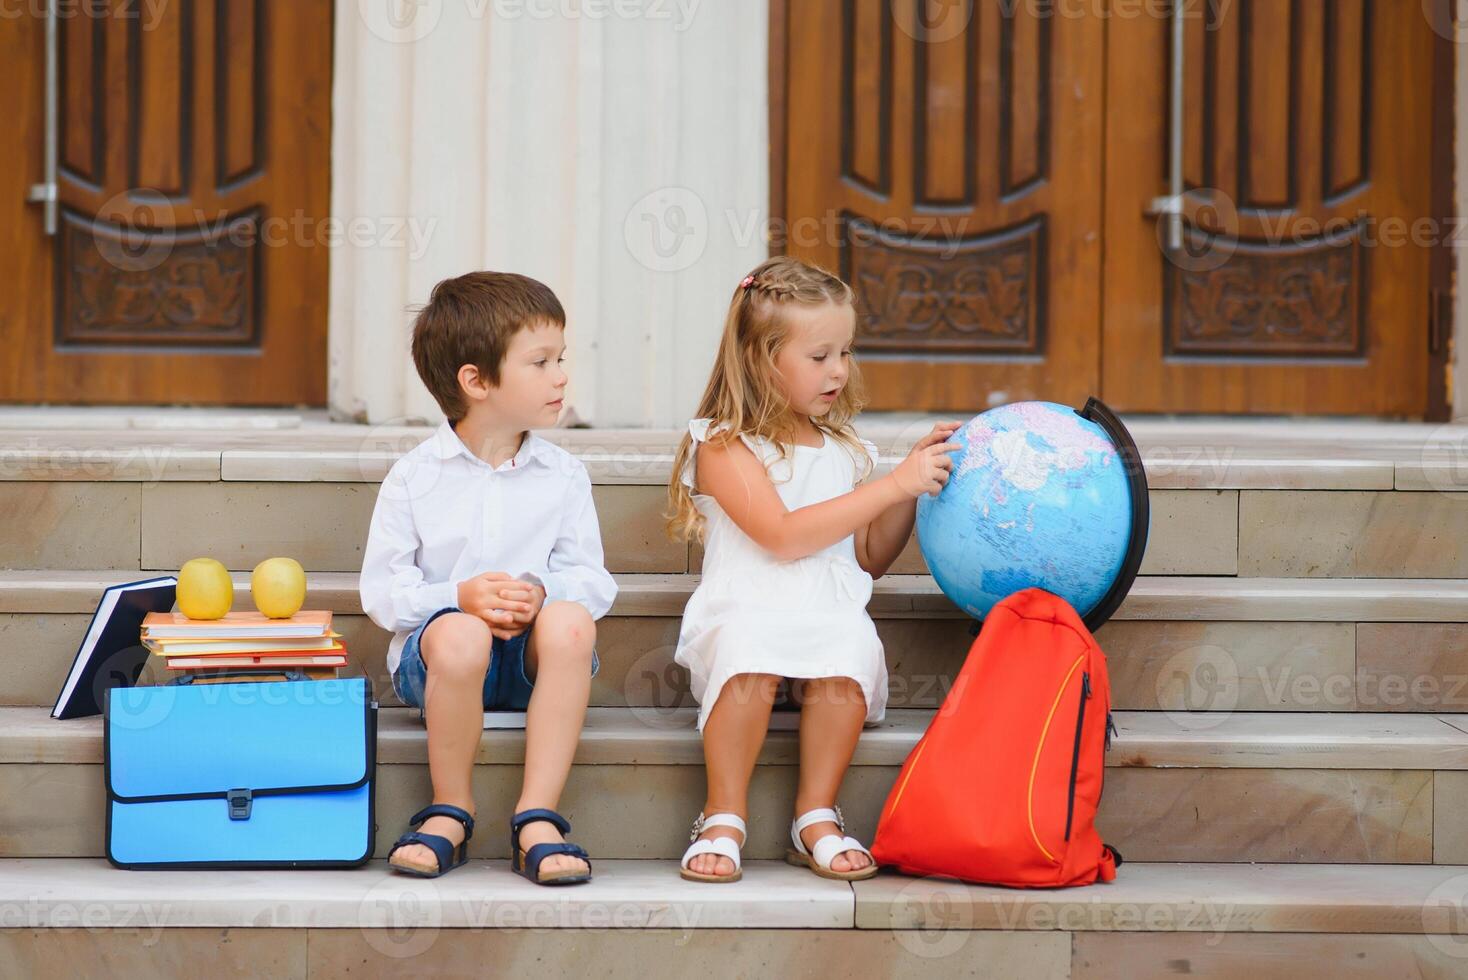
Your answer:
[26,0,58,236]
[1144,0,1187,252]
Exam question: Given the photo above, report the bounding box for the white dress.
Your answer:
[674,418,890,732]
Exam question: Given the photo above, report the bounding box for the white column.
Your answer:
[330,0,769,427]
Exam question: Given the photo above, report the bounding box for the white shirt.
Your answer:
[359,421,618,674]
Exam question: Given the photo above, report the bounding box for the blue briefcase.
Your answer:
[104,677,377,869]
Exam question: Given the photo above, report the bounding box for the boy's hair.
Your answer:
[410,271,566,423]
[664,255,872,545]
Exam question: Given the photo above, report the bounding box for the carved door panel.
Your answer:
[1,0,331,405]
[1101,0,1434,414]
[782,0,1105,411]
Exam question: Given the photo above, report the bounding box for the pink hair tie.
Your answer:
[740,275,755,289]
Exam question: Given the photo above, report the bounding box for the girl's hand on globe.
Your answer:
[892,421,964,498]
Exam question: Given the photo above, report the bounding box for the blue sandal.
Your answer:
[510,808,592,885]
[387,804,474,878]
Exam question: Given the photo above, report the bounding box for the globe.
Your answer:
[915,399,1149,629]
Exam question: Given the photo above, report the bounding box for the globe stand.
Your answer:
[1072,397,1150,631]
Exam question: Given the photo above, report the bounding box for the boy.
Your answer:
[360,271,617,883]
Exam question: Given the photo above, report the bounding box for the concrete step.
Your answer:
[19,477,1468,580]
[10,480,1468,580]
[0,475,1229,577]
[5,572,1468,715]
[7,859,1468,977]
[7,421,1468,580]
[6,707,1468,865]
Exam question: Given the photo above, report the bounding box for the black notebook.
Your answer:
[52,576,178,720]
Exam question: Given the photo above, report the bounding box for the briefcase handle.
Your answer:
[170,669,308,686]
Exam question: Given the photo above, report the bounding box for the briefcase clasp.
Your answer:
[227,788,253,821]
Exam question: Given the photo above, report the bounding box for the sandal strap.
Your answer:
[691,811,747,842]
[409,803,475,842]
[523,841,591,879]
[388,830,461,873]
[809,834,872,871]
[511,807,571,844]
[790,807,843,854]
[681,835,742,871]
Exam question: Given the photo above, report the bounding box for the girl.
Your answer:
[665,256,961,883]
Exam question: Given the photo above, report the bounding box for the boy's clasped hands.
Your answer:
[457,573,546,640]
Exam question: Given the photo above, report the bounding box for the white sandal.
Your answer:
[680,812,746,883]
[786,806,878,881]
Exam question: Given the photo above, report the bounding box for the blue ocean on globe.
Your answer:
[915,401,1139,622]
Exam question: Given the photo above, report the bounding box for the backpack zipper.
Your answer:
[1027,655,1086,863]
[1063,671,1091,842]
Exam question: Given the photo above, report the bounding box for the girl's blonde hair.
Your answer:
[665,255,874,544]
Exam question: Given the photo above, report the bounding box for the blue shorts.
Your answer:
[391,607,600,715]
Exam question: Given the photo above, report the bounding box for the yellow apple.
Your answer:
[177,558,233,620]
[252,557,307,619]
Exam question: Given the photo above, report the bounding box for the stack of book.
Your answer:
[141,610,346,682]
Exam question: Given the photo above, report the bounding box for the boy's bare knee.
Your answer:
[537,601,596,655]
[421,613,491,676]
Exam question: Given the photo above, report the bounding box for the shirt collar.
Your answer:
[430,421,552,472]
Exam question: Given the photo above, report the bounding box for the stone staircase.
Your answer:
[5,416,1468,976]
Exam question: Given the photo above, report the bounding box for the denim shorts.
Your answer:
[391,606,600,715]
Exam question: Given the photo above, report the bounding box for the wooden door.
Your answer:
[0,0,331,406]
[1101,0,1437,415]
[777,0,1444,417]
[779,0,1105,411]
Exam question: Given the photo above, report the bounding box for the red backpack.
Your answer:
[871,588,1120,887]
